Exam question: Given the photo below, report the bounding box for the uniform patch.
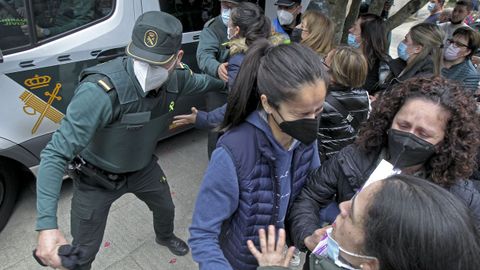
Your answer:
[144,30,158,48]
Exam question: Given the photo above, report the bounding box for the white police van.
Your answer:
[0,0,305,232]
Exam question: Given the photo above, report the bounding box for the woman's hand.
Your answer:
[247,225,295,268]
[172,107,198,127]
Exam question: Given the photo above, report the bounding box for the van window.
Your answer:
[0,0,114,53]
[158,0,220,32]
[0,0,29,51]
[32,0,114,40]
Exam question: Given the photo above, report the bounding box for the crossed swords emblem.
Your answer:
[19,75,64,134]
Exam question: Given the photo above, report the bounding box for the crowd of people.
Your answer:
[183,0,480,269]
[33,0,480,270]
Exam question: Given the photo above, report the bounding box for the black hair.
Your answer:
[231,2,271,46]
[220,40,329,131]
[364,174,480,270]
[358,13,388,68]
[457,0,474,12]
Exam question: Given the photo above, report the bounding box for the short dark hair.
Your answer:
[220,41,329,130]
[456,0,474,11]
[364,174,480,270]
[453,26,480,58]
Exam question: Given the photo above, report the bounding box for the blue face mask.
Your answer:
[221,8,230,26]
[326,228,377,270]
[347,33,361,49]
[397,41,410,61]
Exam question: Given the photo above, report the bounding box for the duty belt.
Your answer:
[68,156,128,190]
[71,156,127,181]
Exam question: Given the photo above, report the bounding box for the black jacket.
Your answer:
[318,84,369,161]
[287,144,480,251]
[379,57,434,92]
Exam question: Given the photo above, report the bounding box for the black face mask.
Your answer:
[272,110,319,145]
[290,28,303,43]
[388,129,436,169]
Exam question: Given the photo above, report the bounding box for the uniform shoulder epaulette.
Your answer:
[177,62,193,76]
[204,17,216,28]
[96,76,114,92]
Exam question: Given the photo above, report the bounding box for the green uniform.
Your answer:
[36,56,224,269]
[196,15,229,79]
[196,15,230,158]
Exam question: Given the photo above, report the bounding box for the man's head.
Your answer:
[220,0,243,10]
[220,0,244,26]
[275,0,302,26]
[428,0,445,15]
[451,0,473,24]
[126,11,183,66]
[126,11,185,92]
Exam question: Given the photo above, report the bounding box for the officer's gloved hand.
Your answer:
[58,244,86,270]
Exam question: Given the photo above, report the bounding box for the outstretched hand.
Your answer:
[172,107,198,127]
[247,225,295,268]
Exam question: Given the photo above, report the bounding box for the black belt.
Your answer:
[71,156,128,182]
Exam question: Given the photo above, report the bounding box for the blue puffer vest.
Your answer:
[217,121,315,270]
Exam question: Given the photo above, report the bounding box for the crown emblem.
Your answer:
[144,30,158,48]
[24,74,51,89]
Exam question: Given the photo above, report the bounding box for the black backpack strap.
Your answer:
[325,95,361,131]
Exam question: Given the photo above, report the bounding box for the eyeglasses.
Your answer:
[447,38,469,49]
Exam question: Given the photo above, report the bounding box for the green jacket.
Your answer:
[36,57,225,231]
[196,15,229,78]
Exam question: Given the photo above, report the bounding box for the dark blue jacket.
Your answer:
[189,111,320,270]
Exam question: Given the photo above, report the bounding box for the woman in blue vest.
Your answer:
[189,40,329,270]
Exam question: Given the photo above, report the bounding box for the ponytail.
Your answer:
[220,39,271,131]
[221,41,329,131]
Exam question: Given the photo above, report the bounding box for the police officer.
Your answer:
[273,0,302,40]
[196,0,244,158]
[34,11,225,269]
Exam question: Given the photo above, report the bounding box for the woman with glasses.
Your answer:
[287,77,480,268]
[442,26,480,92]
[252,175,480,270]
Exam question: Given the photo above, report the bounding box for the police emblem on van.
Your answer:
[19,74,64,134]
[144,30,158,48]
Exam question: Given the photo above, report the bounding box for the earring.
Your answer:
[360,265,364,269]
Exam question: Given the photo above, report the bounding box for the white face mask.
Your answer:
[221,8,231,26]
[277,9,294,26]
[133,59,174,93]
[325,228,377,270]
[444,44,462,61]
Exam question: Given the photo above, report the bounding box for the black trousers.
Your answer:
[70,157,175,269]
